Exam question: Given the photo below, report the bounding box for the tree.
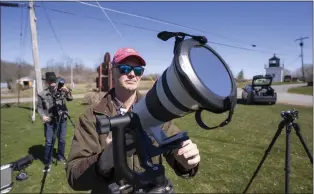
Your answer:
[237,69,244,82]
[292,64,313,82]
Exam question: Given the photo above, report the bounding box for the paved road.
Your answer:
[1,85,312,107]
[271,83,307,93]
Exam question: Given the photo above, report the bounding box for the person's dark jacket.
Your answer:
[37,86,73,119]
[65,88,199,194]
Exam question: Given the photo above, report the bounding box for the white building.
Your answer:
[16,76,34,89]
[265,54,284,82]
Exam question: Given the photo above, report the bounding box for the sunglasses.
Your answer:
[116,64,145,76]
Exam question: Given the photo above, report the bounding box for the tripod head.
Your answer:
[281,109,299,123]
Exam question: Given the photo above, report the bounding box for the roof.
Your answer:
[269,54,280,60]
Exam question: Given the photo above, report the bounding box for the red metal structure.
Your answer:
[96,52,113,92]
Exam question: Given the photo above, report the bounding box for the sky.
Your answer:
[1,1,313,79]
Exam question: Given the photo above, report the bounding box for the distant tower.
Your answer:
[265,54,284,82]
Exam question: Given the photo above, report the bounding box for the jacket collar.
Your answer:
[93,88,143,115]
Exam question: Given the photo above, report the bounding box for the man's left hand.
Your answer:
[175,139,200,170]
[60,86,70,93]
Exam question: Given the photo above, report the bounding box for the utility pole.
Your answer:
[29,0,43,93]
[17,63,21,107]
[71,62,74,88]
[295,37,309,82]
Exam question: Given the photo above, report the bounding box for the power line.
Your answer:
[4,2,299,58]
[0,2,21,7]
[95,0,123,38]
[40,1,66,54]
[2,1,305,58]
[35,5,159,33]
[74,1,259,48]
[32,4,295,56]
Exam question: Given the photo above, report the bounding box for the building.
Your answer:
[265,54,284,82]
[1,82,8,89]
[16,76,34,90]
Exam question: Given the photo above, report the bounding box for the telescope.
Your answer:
[96,31,238,193]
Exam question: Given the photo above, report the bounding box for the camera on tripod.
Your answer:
[53,77,67,99]
[244,109,312,194]
[280,109,298,122]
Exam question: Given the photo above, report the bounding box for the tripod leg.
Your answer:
[47,120,61,166]
[285,124,292,194]
[64,112,76,128]
[40,118,62,194]
[54,118,63,165]
[292,123,313,164]
[243,121,285,194]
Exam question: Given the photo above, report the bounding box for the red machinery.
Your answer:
[96,52,113,92]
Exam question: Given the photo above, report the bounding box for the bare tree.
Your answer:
[292,64,313,82]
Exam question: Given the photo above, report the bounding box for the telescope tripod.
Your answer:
[243,109,313,194]
[39,111,76,194]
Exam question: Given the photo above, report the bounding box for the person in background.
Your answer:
[37,72,73,172]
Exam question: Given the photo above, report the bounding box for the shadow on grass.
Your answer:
[1,103,15,108]
[28,145,57,165]
[0,103,33,111]
[237,98,276,106]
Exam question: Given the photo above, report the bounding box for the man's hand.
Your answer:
[60,86,70,93]
[42,116,50,123]
[175,139,200,170]
[97,131,136,176]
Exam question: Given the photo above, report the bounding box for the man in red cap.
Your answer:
[66,48,200,194]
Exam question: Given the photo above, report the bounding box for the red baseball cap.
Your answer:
[112,48,146,66]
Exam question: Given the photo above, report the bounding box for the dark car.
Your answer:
[241,75,277,105]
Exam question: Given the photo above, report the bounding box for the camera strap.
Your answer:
[194,97,234,130]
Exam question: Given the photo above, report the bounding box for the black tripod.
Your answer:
[107,177,174,194]
[39,110,76,194]
[243,109,313,194]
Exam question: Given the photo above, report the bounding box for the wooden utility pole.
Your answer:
[295,37,309,82]
[71,62,74,88]
[29,0,43,93]
[17,64,21,107]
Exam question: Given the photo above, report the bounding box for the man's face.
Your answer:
[46,80,56,87]
[113,56,144,91]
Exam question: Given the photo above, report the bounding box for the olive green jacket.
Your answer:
[65,88,199,194]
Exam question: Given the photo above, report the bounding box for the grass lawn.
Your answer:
[288,86,313,96]
[1,100,313,193]
[236,81,302,89]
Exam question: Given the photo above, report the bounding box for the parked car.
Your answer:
[241,75,277,105]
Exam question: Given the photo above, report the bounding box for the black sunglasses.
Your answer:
[115,64,145,76]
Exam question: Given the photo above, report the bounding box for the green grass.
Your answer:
[272,81,301,85]
[236,81,302,89]
[288,86,313,96]
[1,100,313,193]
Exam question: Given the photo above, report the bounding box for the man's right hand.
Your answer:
[43,116,50,122]
[97,133,114,176]
[96,132,136,177]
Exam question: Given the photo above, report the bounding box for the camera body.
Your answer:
[281,109,299,122]
[50,77,69,118]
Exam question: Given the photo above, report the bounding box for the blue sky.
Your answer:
[1,1,313,79]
